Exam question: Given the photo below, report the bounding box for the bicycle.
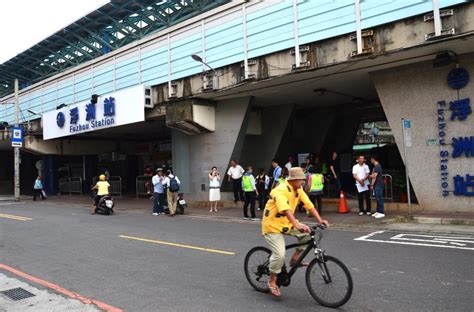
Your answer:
[244,225,353,308]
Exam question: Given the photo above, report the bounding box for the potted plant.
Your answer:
[393,175,408,203]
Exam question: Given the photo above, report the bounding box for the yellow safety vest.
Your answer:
[242,175,253,192]
[310,174,324,192]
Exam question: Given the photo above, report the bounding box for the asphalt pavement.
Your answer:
[0,201,473,312]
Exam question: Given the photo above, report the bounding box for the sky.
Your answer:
[0,0,109,64]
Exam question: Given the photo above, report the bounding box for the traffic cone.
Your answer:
[338,191,350,213]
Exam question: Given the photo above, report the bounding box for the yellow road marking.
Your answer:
[119,235,236,256]
[0,213,32,221]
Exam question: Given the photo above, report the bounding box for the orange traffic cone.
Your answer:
[338,191,350,213]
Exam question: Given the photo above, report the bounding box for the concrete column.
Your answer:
[371,53,474,212]
[171,97,251,201]
[42,155,58,196]
[240,104,294,170]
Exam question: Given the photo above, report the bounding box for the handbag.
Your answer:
[41,190,47,198]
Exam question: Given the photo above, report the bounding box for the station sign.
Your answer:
[43,85,146,140]
[11,127,22,147]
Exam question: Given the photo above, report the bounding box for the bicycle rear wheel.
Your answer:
[244,246,271,293]
[305,255,353,308]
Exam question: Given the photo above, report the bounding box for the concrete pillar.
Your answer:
[171,97,251,201]
[171,129,191,193]
[42,155,58,196]
[240,104,294,170]
[371,53,474,212]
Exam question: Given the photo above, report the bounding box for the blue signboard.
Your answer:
[403,119,411,129]
[11,127,23,147]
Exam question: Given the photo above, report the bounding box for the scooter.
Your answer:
[96,195,115,215]
[91,189,115,215]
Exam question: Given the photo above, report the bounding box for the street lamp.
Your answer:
[27,109,41,116]
[190,54,216,74]
[190,54,218,90]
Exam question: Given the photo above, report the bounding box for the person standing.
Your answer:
[271,160,282,189]
[352,155,371,216]
[152,168,165,215]
[242,166,259,221]
[227,160,245,203]
[285,156,293,171]
[209,166,221,213]
[256,168,270,211]
[278,167,289,186]
[329,151,341,198]
[306,166,324,214]
[33,176,45,201]
[144,165,153,195]
[162,170,181,217]
[370,155,385,219]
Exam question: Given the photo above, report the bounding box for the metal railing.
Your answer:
[92,176,122,197]
[58,177,83,195]
[136,175,153,198]
[371,174,393,202]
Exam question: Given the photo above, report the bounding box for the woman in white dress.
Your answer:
[209,166,221,212]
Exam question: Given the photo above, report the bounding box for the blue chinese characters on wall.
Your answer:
[70,107,79,124]
[56,112,65,128]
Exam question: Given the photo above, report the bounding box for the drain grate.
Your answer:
[0,287,36,301]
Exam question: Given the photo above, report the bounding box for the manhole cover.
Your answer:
[0,287,36,301]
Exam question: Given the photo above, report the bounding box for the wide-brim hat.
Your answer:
[287,167,306,180]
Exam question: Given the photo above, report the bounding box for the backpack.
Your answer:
[169,176,180,192]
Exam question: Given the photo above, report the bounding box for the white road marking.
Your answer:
[354,231,474,251]
[0,202,16,206]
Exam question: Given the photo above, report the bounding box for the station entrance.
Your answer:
[228,65,415,203]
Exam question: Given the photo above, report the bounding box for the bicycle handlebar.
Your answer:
[313,224,326,230]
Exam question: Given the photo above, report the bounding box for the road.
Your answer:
[0,201,473,312]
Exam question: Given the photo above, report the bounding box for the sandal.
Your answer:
[267,282,281,297]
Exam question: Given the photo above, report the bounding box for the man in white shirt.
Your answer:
[285,156,293,171]
[227,159,245,203]
[162,170,181,216]
[352,156,372,216]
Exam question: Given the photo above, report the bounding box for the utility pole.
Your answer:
[14,79,20,201]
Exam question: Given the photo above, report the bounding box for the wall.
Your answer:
[372,53,474,212]
[240,104,294,171]
[172,97,250,200]
[2,1,468,124]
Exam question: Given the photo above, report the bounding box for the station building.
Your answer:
[1,0,473,212]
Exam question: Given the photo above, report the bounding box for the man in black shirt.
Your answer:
[370,155,385,218]
[328,151,341,198]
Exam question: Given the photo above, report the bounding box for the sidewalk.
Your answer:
[21,194,474,234]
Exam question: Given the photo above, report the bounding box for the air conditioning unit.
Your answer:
[169,82,178,99]
[144,86,153,108]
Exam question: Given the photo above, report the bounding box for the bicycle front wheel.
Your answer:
[305,255,353,308]
[244,246,271,293]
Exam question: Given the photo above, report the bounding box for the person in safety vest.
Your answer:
[306,165,325,214]
[91,174,110,214]
[262,167,329,297]
[277,167,289,186]
[242,166,259,220]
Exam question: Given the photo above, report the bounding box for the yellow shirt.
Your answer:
[262,180,314,235]
[96,181,110,196]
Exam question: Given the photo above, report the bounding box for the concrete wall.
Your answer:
[372,53,474,212]
[172,97,250,200]
[240,104,294,171]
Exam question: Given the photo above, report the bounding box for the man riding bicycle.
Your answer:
[262,167,329,297]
